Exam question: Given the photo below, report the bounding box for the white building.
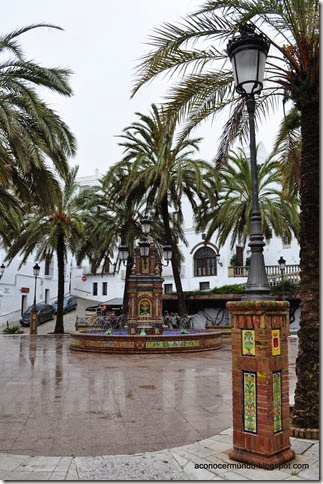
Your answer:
[72,168,300,304]
[0,250,72,326]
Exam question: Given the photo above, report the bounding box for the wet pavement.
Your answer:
[0,334,298,457]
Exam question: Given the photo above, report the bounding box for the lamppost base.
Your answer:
[30,310,38,335]
[229,447,295,468]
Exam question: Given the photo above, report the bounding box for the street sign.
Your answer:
[81,275,87,282]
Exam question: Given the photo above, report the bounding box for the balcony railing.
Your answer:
[228,264,300,285]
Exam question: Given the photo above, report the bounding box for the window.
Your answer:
[194,247,217,277]
[102,282,107,296]
[44,254,54,276]
[164,283,173,294]
[199,281,210,291]
[93,282,98,296]
[235,246,244,266]
[103,260,110,274]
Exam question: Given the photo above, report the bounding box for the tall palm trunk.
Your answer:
[161,196,187,315]
[293,97,319,428]
[54,232,65,334]
[122,254,134,319]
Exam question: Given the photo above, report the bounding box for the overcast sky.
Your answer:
[3,0,283,177]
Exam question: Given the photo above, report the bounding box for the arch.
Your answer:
[190,241,219,255]
[193,246,218,277]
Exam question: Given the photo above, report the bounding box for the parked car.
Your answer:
[53,296,77,314]
[20,303,55,327]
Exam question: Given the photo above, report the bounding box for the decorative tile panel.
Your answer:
[272,329,281,356]
[146,340,200,349]
[71,338,81,346]
[242,329,255,356]
[273,371,282,432]
[85,339,134,349]
[243,371,257,434]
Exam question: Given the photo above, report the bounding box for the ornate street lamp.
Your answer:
[157,245,173,270]
[118,245,129,264]
[278,256,286,298]
[227,24,271,299]
[141,218,151,236]
[30,262,40,334]
[0,263,5,279]
[162,245,172,264]
[139,240,150,258]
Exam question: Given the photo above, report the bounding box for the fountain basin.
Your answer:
[69,330,222,353]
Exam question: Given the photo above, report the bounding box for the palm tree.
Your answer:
[0,24,76,211]
[6,167,83,333]
[76,170,145,319]
[197,147,299,250]
[274,106,301,199]
[111,104,214,316]
[131,1,319,428]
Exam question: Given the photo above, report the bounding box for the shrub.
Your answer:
[230,254,243,266]
[3,326,24,334]
[270,281,300,296]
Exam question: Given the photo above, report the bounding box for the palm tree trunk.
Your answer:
[293,97,319,428]
[122,254,134,319]
[54,232,65,334]
[160,196,187,316]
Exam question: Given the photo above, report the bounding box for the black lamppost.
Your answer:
[278,256,286,298]
[0,263,5,280]
[118,219,172,270]
[227,24,271,299]
[30,263,40,334]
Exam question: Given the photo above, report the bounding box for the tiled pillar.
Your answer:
[30,310,38,335]
[227,300,295,466]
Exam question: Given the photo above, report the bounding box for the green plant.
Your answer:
[230,254,243,267]
[270,281,300,296]
[170,283,246,297]
[3,326,24,334]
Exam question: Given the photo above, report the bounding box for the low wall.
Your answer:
[69,331,222,354]
[205,325,232,342]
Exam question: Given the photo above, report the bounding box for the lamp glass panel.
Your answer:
[141,220,151,236]
[233,49,266,93]
[163,247,172,261]
[33,265,40,276]
[119,246,129,261]
[140,243,150,258]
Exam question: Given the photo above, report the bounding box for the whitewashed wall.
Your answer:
[0,250,72,326]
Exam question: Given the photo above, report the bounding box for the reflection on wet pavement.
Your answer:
[0,336,298,457]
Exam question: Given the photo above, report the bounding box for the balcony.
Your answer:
[228,264,300,285]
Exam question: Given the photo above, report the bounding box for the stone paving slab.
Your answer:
[0,429,319,481]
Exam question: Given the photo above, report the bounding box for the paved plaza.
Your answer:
[0,428,319,480]
[0,325,318,480]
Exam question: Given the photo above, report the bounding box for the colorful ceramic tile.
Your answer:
[146,340,200,349]
[243,371,257,434]
[273,371,282,432]
[242,329,255,356]
[84,339,134,349]
[138,298,152,317]
[272,329,281,356]
[71,338,81,346]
